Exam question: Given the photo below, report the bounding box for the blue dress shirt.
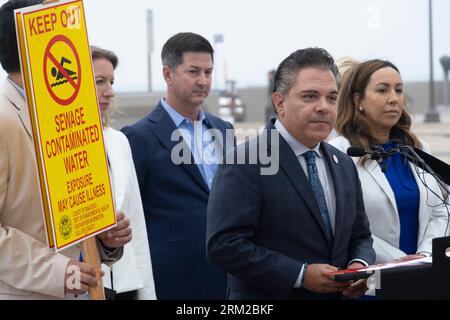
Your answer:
[380,141,420,254]
[161,99,217,189]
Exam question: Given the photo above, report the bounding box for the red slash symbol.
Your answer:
[43,35,81,106]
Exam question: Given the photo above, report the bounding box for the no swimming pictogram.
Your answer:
[43,35,81,106]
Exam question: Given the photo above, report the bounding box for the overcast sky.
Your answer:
[2,0,450,92]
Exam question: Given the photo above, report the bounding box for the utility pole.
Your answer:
[147,9,154,93]
[424,0,440,122]
[213,34,224,92]
[440,56,450,107]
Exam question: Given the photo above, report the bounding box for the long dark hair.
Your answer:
[335,59,420,166]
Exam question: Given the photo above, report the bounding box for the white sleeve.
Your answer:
[123,137,157,300]
[372,234,406,263]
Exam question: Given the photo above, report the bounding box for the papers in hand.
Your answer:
[331,256,432,282]
[362,256,432,272]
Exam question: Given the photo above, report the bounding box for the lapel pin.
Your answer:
[333,155,339,164]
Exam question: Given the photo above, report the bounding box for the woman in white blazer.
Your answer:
[329,59,448,264]
[92,46,156,299]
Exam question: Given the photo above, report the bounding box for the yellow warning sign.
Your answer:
[15,0,116,251]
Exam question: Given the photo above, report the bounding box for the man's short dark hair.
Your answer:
[0,0,42,73]
[161,32,214,69]
[272,47,338,95]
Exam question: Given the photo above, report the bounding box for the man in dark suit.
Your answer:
[122,33,232,299]
[207,48,375,300]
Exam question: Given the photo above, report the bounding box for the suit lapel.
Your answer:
[147,103,209,194]
[2,81,33,138]
[204,113,226,157]
[18,106,33,139]
[321,143,344,249]
[266,122,332,246]
[365,159,397,212]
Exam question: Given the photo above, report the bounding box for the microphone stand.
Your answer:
[369,145,400,173]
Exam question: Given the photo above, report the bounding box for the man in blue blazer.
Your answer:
[207,48,375,300]
[122,33,232,299]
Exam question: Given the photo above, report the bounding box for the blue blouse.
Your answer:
[380,141,420,254]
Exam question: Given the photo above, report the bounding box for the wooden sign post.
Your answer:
[15,0,116,300]
[81,237,105,300]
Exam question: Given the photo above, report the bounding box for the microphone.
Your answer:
[346,146,367,157]
[348,144,448,205]
[347,145,399,173]
[346,145,393,161]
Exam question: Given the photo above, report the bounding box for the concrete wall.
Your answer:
[237,86,271,123]
[110,80,450,130]
[111,91,219,130]
[404,81,446,113]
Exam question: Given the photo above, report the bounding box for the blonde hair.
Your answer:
[335,56,360,86]
[90,45,119,127]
